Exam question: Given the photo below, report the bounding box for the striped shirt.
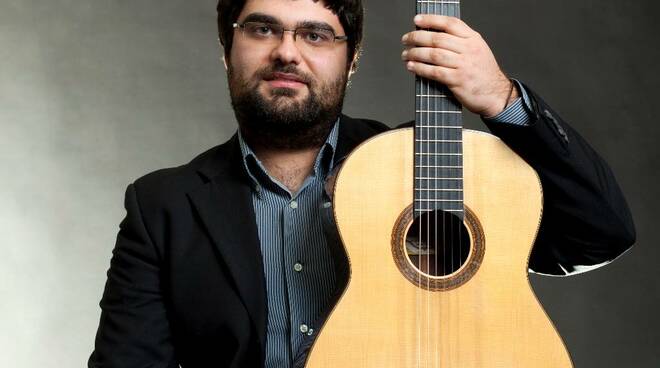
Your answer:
[238,123,340,368]
[237,84,531,367]
[485,79,533,125]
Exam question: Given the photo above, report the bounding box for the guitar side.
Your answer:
[305,128,573,367]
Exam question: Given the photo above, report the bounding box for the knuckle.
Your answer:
[432,67,445,80]
[430,50,442,64]
[431,33,444,48]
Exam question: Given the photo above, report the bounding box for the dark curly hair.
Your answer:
[217,0,364,70]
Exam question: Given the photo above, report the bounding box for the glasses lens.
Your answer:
[243,22,281,40]
[239,22,338,48]
[296,28,334,46]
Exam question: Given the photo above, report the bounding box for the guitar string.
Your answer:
[445,3,451,365]
[418,1,425,364]
[416,1,422,363]
[455,2,462,363]
[425,2,432,366]
[431,1,439,366]
[426,0,437,367]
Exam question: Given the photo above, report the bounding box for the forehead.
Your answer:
[237,0,343,30]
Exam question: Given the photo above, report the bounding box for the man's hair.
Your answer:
[217,0,364,70]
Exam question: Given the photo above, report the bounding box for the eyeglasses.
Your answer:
[232,22,348,49]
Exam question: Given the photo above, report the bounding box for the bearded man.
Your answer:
[89,0,635,367]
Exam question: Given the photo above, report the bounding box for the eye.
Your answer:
[300,29,332,44]
[247,22,275,37]
[255,26,271,35]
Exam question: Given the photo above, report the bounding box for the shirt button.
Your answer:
[307,328,314,336]
[290,201,298,209]
[323,201,332,208]
[299,324,309,334]
[293,262,303,272]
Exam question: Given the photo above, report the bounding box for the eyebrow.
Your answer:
[241,13,337,33]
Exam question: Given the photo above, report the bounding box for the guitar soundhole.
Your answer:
[392,205,484,291]
[404,210,471,276]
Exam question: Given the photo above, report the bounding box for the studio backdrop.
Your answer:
[0,0,657,366]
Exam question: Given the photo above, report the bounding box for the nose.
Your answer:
[269,31,303,66]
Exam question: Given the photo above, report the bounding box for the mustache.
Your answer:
[256,64,313,85]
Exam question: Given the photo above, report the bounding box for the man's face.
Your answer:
[226,0,351,149]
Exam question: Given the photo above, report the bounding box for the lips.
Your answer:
[268,72,306,83]
[263,72,308,89]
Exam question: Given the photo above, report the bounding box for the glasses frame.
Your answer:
[232,22,348,46]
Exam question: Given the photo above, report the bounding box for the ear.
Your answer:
[348,53,359,77]
[219,37,229,70]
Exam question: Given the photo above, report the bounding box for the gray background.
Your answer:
[1,0,658,366]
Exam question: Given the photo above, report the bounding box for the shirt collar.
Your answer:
[237,119,340,192]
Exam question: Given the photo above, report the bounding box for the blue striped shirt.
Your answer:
[238,123,340,368]
[237,83,532,367]
[485,79,533,125]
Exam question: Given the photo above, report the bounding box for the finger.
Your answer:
[405,61,459,86]
[413,14,474,38]
[402,47,461,69]
[401,30,465,53]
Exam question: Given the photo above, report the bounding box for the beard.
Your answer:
[228,62,348,150]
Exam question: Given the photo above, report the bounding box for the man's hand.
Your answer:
[401,15,518,118]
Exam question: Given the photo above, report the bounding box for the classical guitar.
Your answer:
[305,0,573,366]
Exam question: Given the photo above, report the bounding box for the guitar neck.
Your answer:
[414,0,464,219]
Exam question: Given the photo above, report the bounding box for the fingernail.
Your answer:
[414,15,423,23]
[401,34,408,43]
[401,50,408,59]
[406,61,414,70]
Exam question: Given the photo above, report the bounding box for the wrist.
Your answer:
[483,79,518,118]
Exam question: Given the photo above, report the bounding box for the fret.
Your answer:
[416,94,449,98]
[415,199,463,202]
[415,153,462,156]
[416,110,461,114]
[415,165,462,168]
[414,208,464,213]
[415,139,461,143]
[415,188,463,191]
[415,125,461,129]
[415,177,463,180]
[417,0,460,3]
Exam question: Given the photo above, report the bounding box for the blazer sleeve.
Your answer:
[482,82,636,276]
[88,184,178,367]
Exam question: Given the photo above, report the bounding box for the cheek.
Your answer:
[230,45,267,76]
[306,53,348,81]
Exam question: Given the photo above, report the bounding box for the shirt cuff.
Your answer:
[483,79,533,126]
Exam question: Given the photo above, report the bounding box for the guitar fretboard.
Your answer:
[414,0,463,219]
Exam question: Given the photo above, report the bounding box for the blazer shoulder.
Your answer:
[340,114,391,135]
[131,136,238,206]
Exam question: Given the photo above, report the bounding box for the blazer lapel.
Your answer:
[187,137,267,351]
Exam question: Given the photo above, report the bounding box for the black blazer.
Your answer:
[89,86,635,367]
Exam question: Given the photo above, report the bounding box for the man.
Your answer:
[89,0,636,367]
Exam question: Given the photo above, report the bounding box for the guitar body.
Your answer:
[305,128,573,367]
